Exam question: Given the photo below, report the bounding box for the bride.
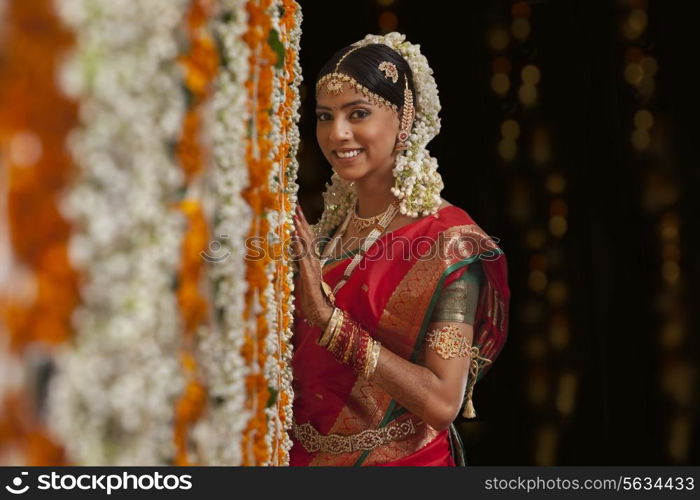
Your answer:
[290,32,510,466]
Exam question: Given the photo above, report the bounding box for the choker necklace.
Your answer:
[350,200,398,232]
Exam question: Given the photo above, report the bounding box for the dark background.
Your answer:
[296,0,698,465]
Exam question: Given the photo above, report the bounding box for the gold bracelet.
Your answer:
[326,311,346,354]
[321,280,336,305]
[323,308,343,348]
[364,340,381,379]
[317,307,342,347]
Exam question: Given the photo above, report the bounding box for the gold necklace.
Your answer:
[320,200,400,295]
[350,199,398,232]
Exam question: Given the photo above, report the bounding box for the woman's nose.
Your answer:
[329,117,351,142]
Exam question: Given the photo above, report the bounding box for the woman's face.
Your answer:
[315,82,400,184]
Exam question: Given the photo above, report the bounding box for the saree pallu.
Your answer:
[290,206,509,466]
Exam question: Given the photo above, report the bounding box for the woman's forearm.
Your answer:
[316,304,468,431]
[371,345,464,432]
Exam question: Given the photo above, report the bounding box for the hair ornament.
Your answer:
[378,61,399,83]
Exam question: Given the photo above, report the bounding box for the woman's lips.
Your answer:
[334,149,364,164]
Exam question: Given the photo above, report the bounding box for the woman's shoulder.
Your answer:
[432,200,497,248]
[435,201,504,260]
[433,199,475,227]
[388,198,475,236]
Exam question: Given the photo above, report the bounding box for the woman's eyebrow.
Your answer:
[315,99,371,111]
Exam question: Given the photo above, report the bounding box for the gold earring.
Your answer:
[397,75,414,146]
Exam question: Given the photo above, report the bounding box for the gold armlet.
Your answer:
[424,325,470,360]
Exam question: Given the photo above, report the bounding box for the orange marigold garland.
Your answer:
[236,0,301,466]
[262,0,302,465]
[240,0,276,466]
[0,0,78,465]
[230,0,302,466]
[172,201,209,465]
[177,0,220,182]
[172,0,219,466]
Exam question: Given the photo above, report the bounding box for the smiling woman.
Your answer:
[315,88,401,189]
[291,33,510,467]
[314,43,414,220]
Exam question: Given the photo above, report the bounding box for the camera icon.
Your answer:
[5,471,29,494]
[200,235,231,263]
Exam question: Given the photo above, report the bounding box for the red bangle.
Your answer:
[322,309,380,378]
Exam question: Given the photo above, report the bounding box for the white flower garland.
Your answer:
[261,0,302,465]
[48,0,190,465]
[312,32,444,238]
[46,0,300,466]
[279,1,302,464]
[189,0,252,466]
[260,1,283,465]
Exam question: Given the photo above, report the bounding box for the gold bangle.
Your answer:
[325,308,344,348]
[364,340,381,379]
[326,311,346,354]
[321,280,336,305]
[317,307,342,347]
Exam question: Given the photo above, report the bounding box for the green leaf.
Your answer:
[214,34,229,69]
[266,387,278,408]
[220,10,233,23]
[215,305,225,325]
[175,184,187,200]
[267,29,285,70]
[182,84,195,109]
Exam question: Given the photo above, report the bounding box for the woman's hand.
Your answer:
[292,204,333,328]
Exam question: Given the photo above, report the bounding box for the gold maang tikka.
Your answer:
[315,49,414,143]
[316,47,399,112]
[321,46,361,96]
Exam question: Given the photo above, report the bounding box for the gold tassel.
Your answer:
[462,391,476,418]
[462,346,492,419]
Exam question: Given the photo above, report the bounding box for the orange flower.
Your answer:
[0,0,78,464]
[171,0,219,465]
[238,0,279,465]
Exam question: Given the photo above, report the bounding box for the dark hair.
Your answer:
[316,43,417,110]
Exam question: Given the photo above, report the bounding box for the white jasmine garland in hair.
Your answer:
[190,0,251,466]
[49,0,190,465]
[312,32,444,238]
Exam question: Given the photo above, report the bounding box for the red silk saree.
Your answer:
[290,205,509,466]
